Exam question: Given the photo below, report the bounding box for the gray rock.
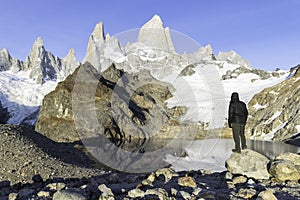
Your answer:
[269,159,300,182]
[178,176,197,188]
[179,190,193,200]
[237,188,257,199]
[128,188,145,198]
[155,168,179,183]
[37,191,51,198]
[145,188,169,200]
[98,184,114,199]
[8,193,18,200]
[225,149,270,179]
[53,189,87,200]
[232,176,247,185]
[257,189,277,200]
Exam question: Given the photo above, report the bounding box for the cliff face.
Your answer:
[246,65,300,142]
[35,62,190,143]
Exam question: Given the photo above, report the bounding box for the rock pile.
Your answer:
[1,165,300,199]
[1,125,300,199]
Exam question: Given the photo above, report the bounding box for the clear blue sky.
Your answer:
[1,0,300,71]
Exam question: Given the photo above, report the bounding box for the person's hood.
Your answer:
[231,92,239,101]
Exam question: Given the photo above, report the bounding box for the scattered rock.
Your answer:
[98,184,114,199]
[8,193,17,200]
[32,174,43,183]
[37,191,51,198]
[178,176,197,188]
[155,167,179,183]
[47,182,66,191]
[237,188,257,199]
[145,188,169,200]
[269,159,300,182]
[257,189,278,200]
[128,188,145,198]
[232,176,247,185]
[53,189,87,200]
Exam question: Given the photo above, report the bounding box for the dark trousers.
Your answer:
[232,123,246,151]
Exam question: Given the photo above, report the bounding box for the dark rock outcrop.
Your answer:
[0,100,9,124]
[35,62,189,143]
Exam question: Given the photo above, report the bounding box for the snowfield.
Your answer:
[0,70,57,124]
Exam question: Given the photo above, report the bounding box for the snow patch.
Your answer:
[264,121,288,141]
[264,111,281,125]
[253,103,267,110]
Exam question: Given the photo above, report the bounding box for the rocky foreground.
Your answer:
[0,124,300,199]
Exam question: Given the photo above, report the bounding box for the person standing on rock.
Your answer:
[228,92,248,153]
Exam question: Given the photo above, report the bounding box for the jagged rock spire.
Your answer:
[137,15,175,52]
[83,21,106,67]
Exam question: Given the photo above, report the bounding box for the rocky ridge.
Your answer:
[0,37,79,84]
[246,64,300,143]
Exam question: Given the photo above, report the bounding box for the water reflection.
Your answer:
[84,136,300,173]
[165,138,300,172]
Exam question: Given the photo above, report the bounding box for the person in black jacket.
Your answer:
[228,92,248,153]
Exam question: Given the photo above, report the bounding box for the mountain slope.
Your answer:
[246,65,300,142]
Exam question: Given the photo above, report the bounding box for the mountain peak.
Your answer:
[33,37,44,48]
[0,48,10,59]
[91,21,105,43]
[143,15,164,29]
[138,15,174,52]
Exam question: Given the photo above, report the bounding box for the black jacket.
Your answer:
[228,93,248,125]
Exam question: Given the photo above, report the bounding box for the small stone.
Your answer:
[145,188,169,200]
[128,188,145,198]
[171,188,177,196]
[232,176,247,185]
[193,187,202,196]
[37,191,50,197]
[237,188,257,199]
[247,178,256,185]
[155,168,179,183]
[179,191,192,200]
[8,193,18,200]
[47,182,66,191]
[225,172,233,180]
[32,174,43,183]
[257,189,277,200]
[98,184,114,199]
[142,172,155,186]
[178,176,197,188]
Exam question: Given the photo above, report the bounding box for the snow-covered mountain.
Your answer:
[0,38,79,124]
[0,15,290,135]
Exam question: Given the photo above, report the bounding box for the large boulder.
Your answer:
[225,149,270,179]
[269,152,300,182]
[35,62,187,143]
